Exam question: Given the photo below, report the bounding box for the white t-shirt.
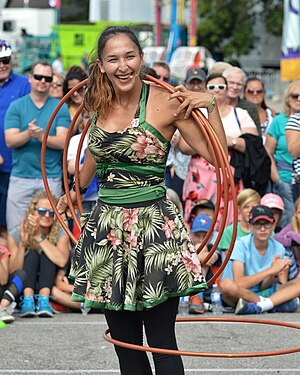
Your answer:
[67,133,98,202]
[222,106,256,138]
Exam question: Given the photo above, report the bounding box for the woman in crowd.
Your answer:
[57,26,227,375]
[244,77,276,141]
[181,73,258,227]
[49,73,64,99]
[7,191,70,318]
[63,66,88,134]
[264,80,300,227]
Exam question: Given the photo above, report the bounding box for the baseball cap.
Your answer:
[261,193,284,211]
[185,68,206,83]
[0,40,12,58]
[249,205,275,224]
[190,214,212,233]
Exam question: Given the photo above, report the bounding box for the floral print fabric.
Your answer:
[70,83,207,310]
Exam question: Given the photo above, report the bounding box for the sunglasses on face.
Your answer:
[33,74,53,83]
[36,207,55,217]
[252,221,272,229]
[0,56,11,65]
[67,85,87,94]
[246,88,264,95]
[207,84,227,91]
[157,76,169,83]
[290,93,300,100]
[51,82,63,88]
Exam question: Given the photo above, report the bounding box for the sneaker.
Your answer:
[0,307,15,323]
[189,295,205,314]
[235,298,263,315]
[36,295,54,317]
[272,298,300,313]
[19,295,36,317]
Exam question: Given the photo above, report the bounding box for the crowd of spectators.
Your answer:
[1,38,300,324]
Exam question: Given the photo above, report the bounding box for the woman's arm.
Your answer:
[0,254,9,285]
[264,134,279,182]
[286,129,300,158]
[7,235,26,273]
[35,234,70,269]
[174,100,227,165]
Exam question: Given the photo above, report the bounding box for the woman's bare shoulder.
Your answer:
[149,84,181,113]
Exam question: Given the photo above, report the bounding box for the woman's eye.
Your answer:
[127,55,135,59]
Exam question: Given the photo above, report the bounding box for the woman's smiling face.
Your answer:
[99,33,143,92]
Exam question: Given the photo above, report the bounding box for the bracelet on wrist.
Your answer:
[72,182,88,195]
[207,95,216,113]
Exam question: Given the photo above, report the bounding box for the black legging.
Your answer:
[105,297,184,375]
[23,250,57,291]
[0,269,26,303]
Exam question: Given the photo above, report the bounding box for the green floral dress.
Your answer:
[70,83,207,311]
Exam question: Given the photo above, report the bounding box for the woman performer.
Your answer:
[57,26,227,375]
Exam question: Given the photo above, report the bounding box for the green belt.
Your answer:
[98,184,166,205]
[96,162,165,179]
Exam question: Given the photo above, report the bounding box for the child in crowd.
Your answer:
[218,188,261,258]
[188,214,221,313]
[51,266,81,313]
[7,191,70,318]
[261,193,284,233]
[220,205,300,314]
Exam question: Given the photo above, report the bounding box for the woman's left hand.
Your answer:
[169,85,212,119]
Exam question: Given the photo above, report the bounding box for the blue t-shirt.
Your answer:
[267,113,293,183]
[0,72,31,173]
[222,233,285,293]
[4,95,70,178]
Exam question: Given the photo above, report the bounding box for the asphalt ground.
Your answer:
[1,309,300,375]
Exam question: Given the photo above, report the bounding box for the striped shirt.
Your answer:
[286,113,300,184]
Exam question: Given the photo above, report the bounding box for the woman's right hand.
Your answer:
[57,191,78,220]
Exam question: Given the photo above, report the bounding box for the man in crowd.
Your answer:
[223,66,261,135]
[0,40,31,237]
[4,61,70,233]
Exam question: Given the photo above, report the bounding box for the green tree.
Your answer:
[197,0,283,59]
[261,0,283,36]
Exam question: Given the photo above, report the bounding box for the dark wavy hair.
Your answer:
[205,73,228,87]
[63,65,88,104]
[84,26,143,119]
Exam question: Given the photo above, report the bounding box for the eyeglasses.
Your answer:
[207,84,227,91]
[37,207,55,217]
[246,88,264,95]
[290,93,300,100]
[33,74,53,83]
[252,221,273,229]
[51,82,63,88]
[0,56,11,65]
[67,85,87,94]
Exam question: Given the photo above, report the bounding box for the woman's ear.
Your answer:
[97,58,105,74]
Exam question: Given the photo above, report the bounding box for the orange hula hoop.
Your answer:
[40,75,300,359]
